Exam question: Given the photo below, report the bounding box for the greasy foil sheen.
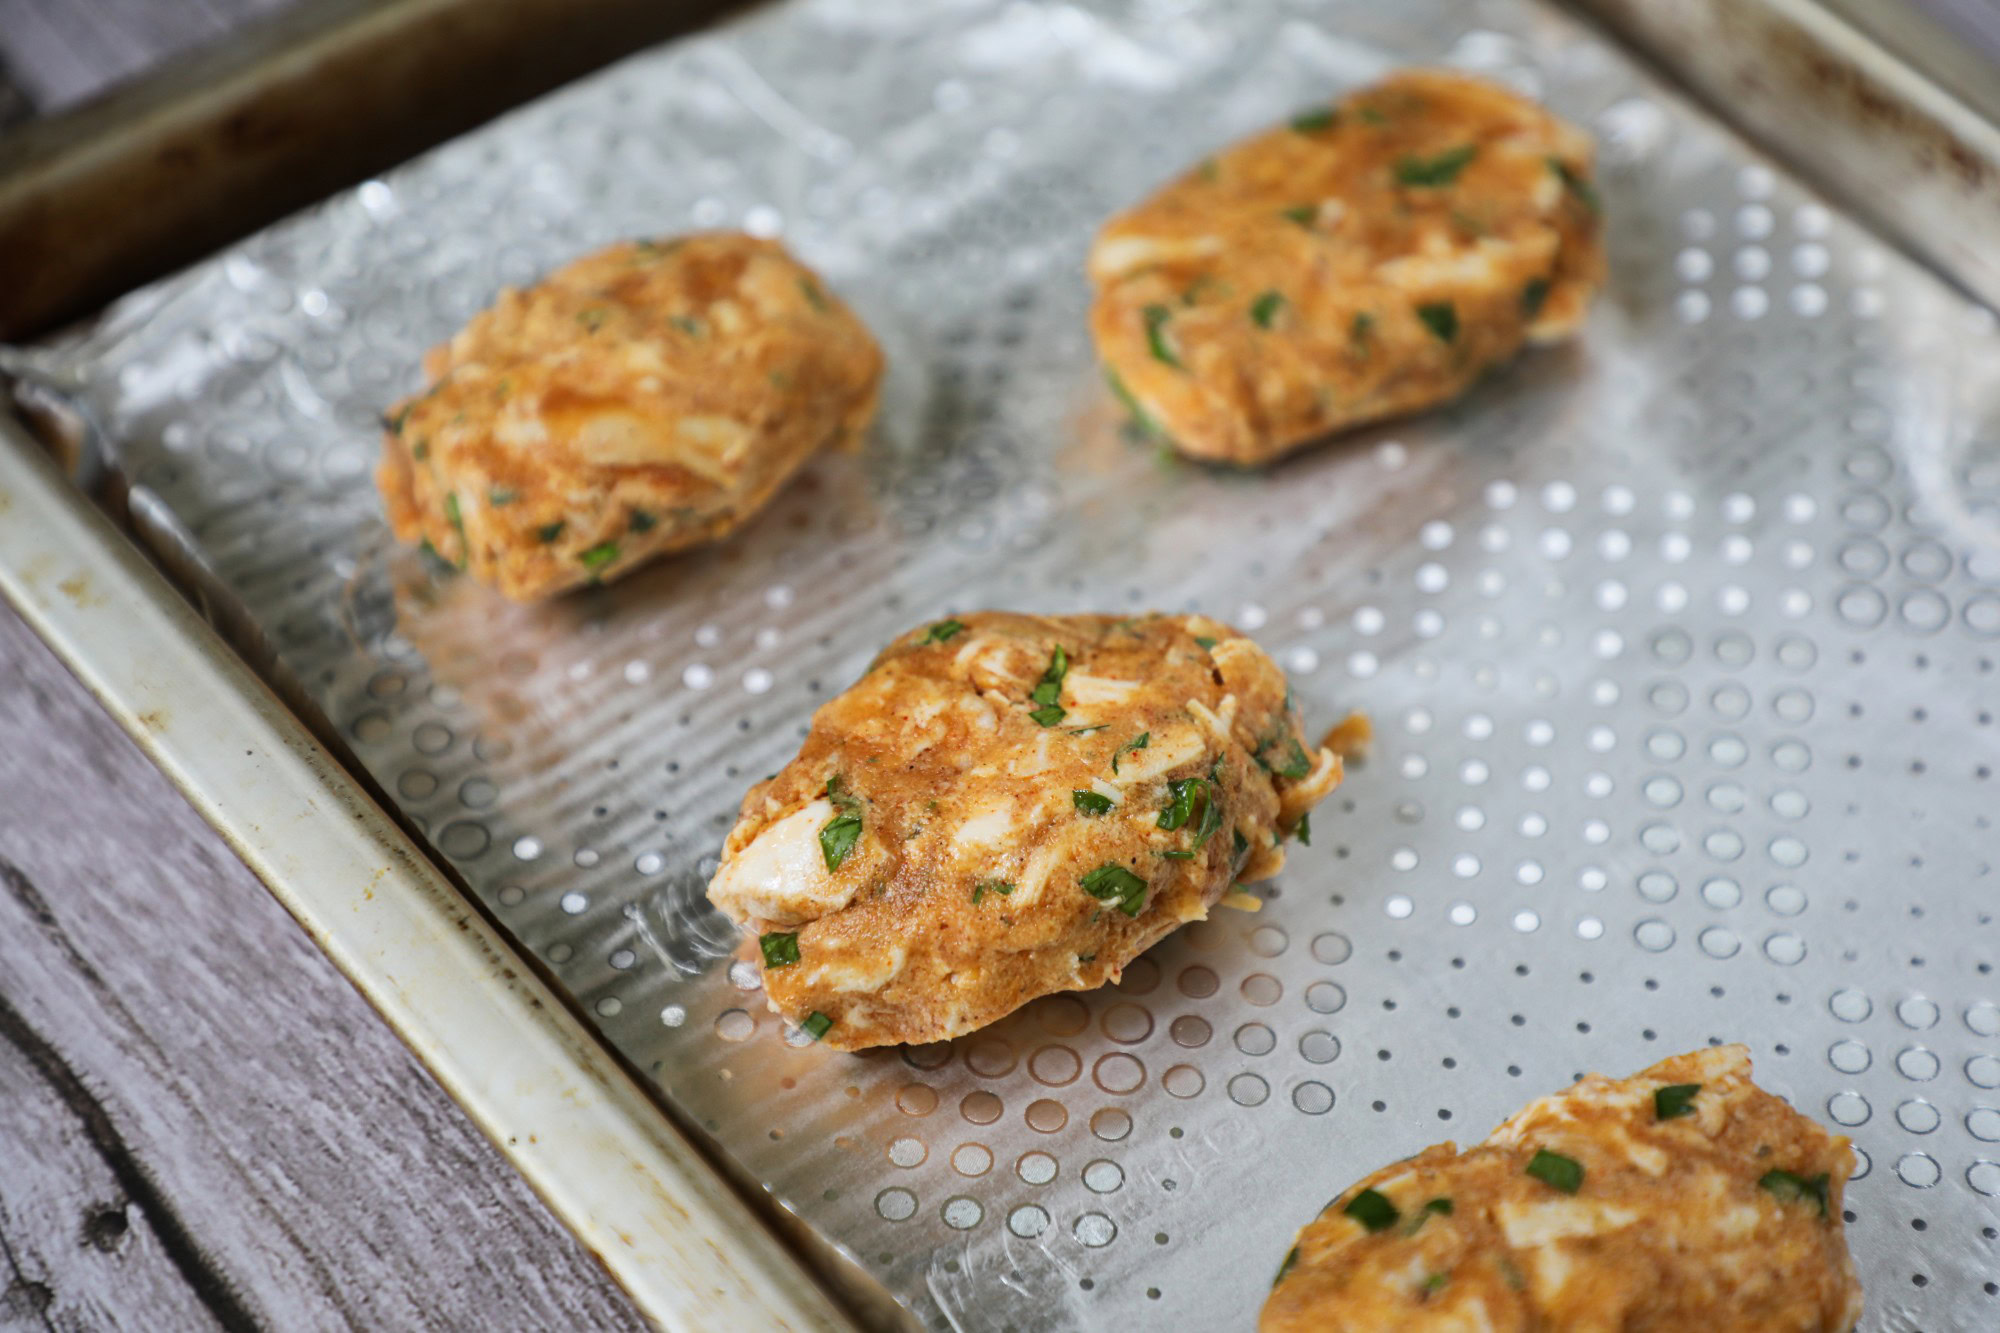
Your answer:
[23,1,2000,1327]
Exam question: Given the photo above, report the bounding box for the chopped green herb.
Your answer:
[1079,863,1147,917]
[760,932,800,968]
[1654,1083,1701,1121]
[385,405,412,434]
[1159,849,1196,861]
[1395,144,1477,187]
[819,776,865,872]
[1549,157,1601,214]
[1250,290,1285,328]
[1255,726,1313,779]
[579,307,610,332]
[442,493,467,567]
[1281,204,1318,227]
[1232,828,1249,863]
[1416,302,1459,343]
[1077,951,1097,964]
[1273,1246,1300,1287]
[971,879,1015,905]
[1028,646,1070,727]
[1420,1272,1449,1295]
[1157,777,1207,833]
[800,1011,833,1041]
[799,278,829,311]
[1296,812,1312,846]
[628,509,657,534]
[410,439,430,461]
[417,537,449,571]
[1356,105,1389,126]
[1350,310,1377,353]
[488,487,518,506]
[1066,724,1111,736]
[537,521,566,544]
[1112,732,1150,775]
[1198,157,1220,182]
[1104,368,1161,438]
[1143,304,1181,368]
[924,619,967,644]
[1290,106,1337,133]
[1498,1257,1527,1292]
[1759,1169,1830,1216]
[1073,790,1114,816]
[1521,277,1551,318]
[1525,1149,1584,1194]
[1193,635,1218,650]
[579,541,619,572]
[1343,1188,1399,1232]
[1180,275,1217,307]
[669,314,703,336]
[1404,1196,1454,1235]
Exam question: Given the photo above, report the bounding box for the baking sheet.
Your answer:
[17,0,2000,1327]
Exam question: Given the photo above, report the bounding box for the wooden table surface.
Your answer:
[0,606,658,1333]
[0,12,643,1328]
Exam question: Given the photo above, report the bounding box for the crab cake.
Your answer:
[1263,1046,1864,1333]
[377,232,882,600]
[705,612,1342,1050]
[1090,69,1604,465]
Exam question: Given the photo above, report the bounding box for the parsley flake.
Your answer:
[1395,144,1477,186]
[579,541,619,572]
[1073,790,1114,816]
[1759,1169,1830,1216]
[1416,301,1459,343]
[1549,157,1601,214]
[1290,106,1337,133]
[1350,310,1377,354]
[1522,277,1551,318]
[1028,646,1070,727]
[1079,864,1147,917]
[537,520,566,544]
[924,619,966,644]
[1281,203,1317,227]
[800,1011,833,1041]
[798,277,829,311]
[488,487,518,506]
[1297,811,1312,846]
[1143,304,1181,368]
[1273,1246,1300,1287]
[1525,1149,1584,1194]
[628,509,657,533]
[760,932,800,968]
[1343,1188,1399,1232]
[1104,368,1161,438]
[1112,732,1150,775]
[1193,635,1218,650]
[1654,1083,1701,1120]
[819,775,865,872]
[1159,849,1196,861]
[1405,1197,1454,1236]
[971,879,1015,905]
[1250,290,1285,328]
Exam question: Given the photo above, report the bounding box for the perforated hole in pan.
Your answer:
[38,1,2000,1328]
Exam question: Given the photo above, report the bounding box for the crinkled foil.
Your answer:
[22,1,2000,1327]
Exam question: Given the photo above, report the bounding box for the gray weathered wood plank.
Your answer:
[0,603,648,1332]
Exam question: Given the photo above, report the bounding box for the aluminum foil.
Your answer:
[21,1,2000,1327]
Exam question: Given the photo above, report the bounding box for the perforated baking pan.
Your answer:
[5,2,1999,1329]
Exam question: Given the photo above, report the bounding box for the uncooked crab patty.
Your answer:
[377,231,882,600]
[1090,68,1604,465]
[705,612,1343,1050]
[1263,1045,1864,1332]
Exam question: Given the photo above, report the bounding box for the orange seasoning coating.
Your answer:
[1263,1046,1865,1332]
[377,232,882,600]
[705,613,1342,1050]
[1090,69,1604,464]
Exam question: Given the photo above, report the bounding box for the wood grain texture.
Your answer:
[0,603,648,1333]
